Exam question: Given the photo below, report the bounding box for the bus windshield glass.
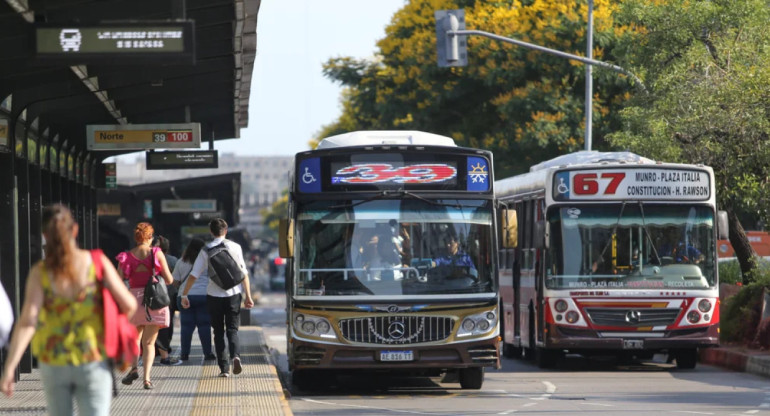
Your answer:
[295,199,494,297]
[546,204,715,290]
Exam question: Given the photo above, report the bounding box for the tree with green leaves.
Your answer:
[608,0,770,283]
[316,0,637,178]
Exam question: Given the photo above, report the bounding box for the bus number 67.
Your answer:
[573,172,626,195]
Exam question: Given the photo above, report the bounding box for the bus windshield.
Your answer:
[546,204,716,290]
[295,199,495,297]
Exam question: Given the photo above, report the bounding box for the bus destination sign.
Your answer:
[87,123,201,151]
[146,150,218,170]
[553,168,711,201]
[35,21,195,64]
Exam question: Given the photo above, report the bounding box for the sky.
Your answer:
[112,0,406,162]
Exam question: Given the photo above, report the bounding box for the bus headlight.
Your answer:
[293,313,336,339]
[565,311,580,324]
[687,310,701,324]
[554,299,568,313]
[457,309,498,337]
[698,299,711,313]
[462,319,476,332]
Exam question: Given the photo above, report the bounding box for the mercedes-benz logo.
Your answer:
[625,310,641,324]
[388,321,406,339]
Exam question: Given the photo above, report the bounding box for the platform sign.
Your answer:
[161,199,217,213]
[35,21,195,65]
[146,150,218,170]
[87,123,201,151]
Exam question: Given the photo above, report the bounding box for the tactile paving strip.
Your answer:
[0,327,290,416]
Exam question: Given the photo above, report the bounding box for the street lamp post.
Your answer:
[585,0,594,151]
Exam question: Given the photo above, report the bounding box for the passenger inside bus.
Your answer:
[657,230,705,265]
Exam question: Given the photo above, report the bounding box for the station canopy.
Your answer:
[0,0,259,159]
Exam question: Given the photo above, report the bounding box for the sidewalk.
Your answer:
[0,326,292,415]
[700,345,770,379]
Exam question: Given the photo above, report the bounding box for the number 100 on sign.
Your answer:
[153,131,192,143]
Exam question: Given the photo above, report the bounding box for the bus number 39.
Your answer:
[573,172,626,195]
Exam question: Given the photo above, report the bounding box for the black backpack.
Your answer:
[207,241,245,290]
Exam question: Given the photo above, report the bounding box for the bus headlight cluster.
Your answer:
[457,310,497,337]
[293,313,335,338]
[679,298,717,326]
[549,298,587,327]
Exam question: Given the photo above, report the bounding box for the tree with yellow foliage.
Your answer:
[317,0,637,177]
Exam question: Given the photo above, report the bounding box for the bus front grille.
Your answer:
[584,307,681,327]
[339,315,455,345]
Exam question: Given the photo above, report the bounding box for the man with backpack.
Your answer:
[180,218,254,377]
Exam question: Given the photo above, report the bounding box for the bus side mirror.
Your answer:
[533,220,546,249]
[502,210,518,248]
[717,210,729,240]
[278,219,294,259]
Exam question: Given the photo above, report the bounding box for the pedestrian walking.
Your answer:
[116,222,174,389]
[0,204,137,416]
[153,235,182,365]
[172,238,216,361]
[0,282,12,348]
[180,218,254,377]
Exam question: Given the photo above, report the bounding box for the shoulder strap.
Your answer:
[91,249,104,283]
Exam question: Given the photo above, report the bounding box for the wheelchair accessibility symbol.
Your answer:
[557,177,569,194]
[302,167,317,184]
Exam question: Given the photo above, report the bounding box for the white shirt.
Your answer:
[0,283,13,348]
[190,236,248,298]
[173,259,208,297]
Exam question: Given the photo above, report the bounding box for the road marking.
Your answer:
[497,410,517,415]
[744,411,759,414]
[269,335,286,342]
[301,398,450,415]
[542,381,556,394]
[522,402,538,407]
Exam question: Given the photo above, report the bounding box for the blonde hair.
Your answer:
[42,204,78,282]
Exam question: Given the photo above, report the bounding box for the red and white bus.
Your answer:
[495,151,728,369]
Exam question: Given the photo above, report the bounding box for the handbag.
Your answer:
[91,249,139,396]
[142,247,170,321]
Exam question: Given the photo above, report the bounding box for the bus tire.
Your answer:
[536,348,562,369]
[459,367,484,390]
[674,349,698,369]
[291,369,319,391]
[502,342,522,359]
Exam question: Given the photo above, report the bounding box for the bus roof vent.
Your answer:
[529,150,655,172]
[316,130,457,149]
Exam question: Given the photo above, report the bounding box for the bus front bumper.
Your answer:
[290,337,500,371]
[546,323,719,351]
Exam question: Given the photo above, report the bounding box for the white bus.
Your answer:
[279,131,514,389]
[495,151,727,369]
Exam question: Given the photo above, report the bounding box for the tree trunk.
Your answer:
[727,209,757,284]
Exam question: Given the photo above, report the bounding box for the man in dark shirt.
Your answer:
[435,235,477,277]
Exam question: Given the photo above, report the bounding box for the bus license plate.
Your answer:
[380,350,414,361]
[623,340,644,349]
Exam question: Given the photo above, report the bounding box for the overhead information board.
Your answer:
[87,123,201,150]
[161,199,217,213]
[146,150,218,170]
[35,21,195,64]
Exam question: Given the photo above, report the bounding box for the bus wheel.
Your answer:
[502,343,522,359]
[291,369,320,391]
[674,349,698,369]
[536,348,562,369]
[459,367,484,390]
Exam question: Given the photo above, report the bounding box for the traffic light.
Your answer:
[435,9,467,67]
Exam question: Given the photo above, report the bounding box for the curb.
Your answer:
[700,347,770,379]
